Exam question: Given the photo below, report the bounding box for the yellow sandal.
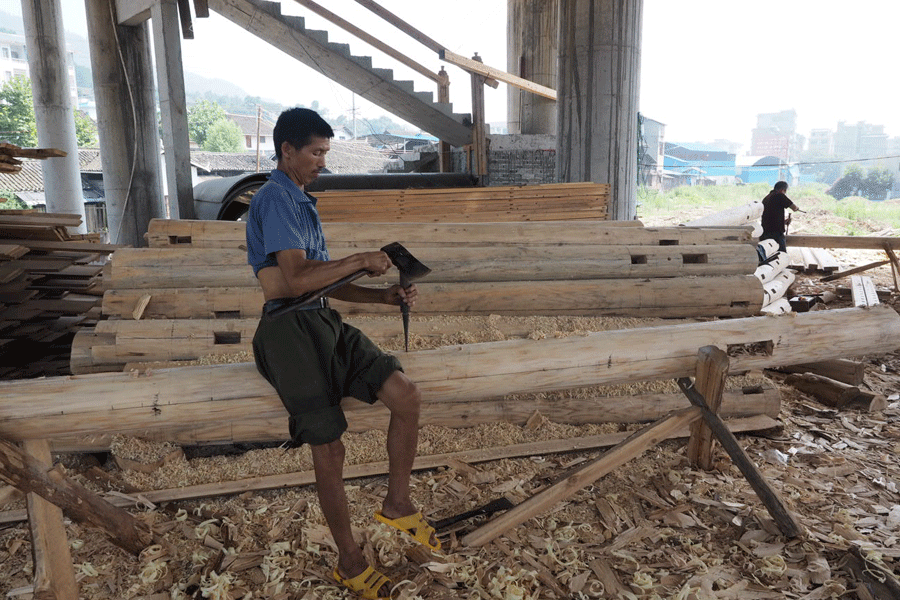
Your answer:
[374,510,441,551]
[333,565,393,600]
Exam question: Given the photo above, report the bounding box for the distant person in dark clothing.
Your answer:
[760,181,800,253]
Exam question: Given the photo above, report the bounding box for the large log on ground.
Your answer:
[4,306,899,447]
[145,219,753,249]
[104,244,759,288]
[682,202,762,227]
[99,276,765,321]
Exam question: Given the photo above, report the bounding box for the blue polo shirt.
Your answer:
[246,169,330,277]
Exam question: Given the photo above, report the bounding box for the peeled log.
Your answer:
[104,244,759,288]
[100,276,765,321]
[145,219,753,250]
[3,306,898,446]
[682,202,762,227]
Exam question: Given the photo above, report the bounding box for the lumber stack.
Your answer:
[12,305,900,450]
[70,219,769,373]
[0,142,67,174]
[0,210,120,378]
[785,246,841,274]
[299,182,610,222]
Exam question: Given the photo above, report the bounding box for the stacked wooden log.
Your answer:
[0,211,120,378]
[70,218,768,373]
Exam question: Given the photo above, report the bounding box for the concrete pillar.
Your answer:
[85,0,165,246]
[507,0,558,135]
[557,0,643,220]
[151,0,195,219]
[20,0,87,232]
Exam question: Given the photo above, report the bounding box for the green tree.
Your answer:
[74,110,98,147]
[203,119,244,152]
[0,190,27,209]
[827,164,864,200]
[187,99,227,147]
[862,167,894,201]
[0,75,37,147]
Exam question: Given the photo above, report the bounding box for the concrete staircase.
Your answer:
[208,0,473,147]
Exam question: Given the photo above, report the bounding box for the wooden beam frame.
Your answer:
[441,49,556,99]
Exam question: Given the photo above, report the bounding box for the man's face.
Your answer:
[281,136,330,188]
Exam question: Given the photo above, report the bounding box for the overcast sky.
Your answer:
[6,0,900,152]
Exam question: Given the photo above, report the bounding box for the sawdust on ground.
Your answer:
[2,204,900,598]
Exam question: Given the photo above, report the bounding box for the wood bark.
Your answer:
[1,306,894,447]
[0,438,152,554]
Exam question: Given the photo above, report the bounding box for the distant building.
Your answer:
[639,115,665,189]
[0,32,78,107]
[736,155,798,186]
[751,109,803,162]
[225,112,275,154]
[834,120,886,158]
[807,129,834,156]
[663,142,736,187]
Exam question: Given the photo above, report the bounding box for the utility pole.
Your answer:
[255,105,261,173]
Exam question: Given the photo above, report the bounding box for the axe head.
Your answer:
[380,242,431,286]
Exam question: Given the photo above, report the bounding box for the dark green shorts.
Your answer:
[252,307,402,446]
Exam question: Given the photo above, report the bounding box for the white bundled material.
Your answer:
[762,270,796,307]
[761,297,792,315]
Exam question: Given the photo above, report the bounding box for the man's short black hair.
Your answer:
[774,181,788,192]
[273,108,334,160]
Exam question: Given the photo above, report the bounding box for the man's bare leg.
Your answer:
[311,439,390,596]
[376,371,437,546]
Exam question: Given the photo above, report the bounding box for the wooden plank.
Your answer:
[0,238,121,253]
[820,260,890,282]
[850,275,879,307]
[810,247,840,272]
[460,408,702,546]
[3,306,895,445]
[686,346,728,470]
[0,214,83,228]
[22,439,79,599]
[677,374,804,538]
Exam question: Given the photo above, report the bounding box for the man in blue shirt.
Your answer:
[247,108,438,598]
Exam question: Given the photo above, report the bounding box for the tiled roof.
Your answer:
[226,113,275,137]
[0,143,393,193]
